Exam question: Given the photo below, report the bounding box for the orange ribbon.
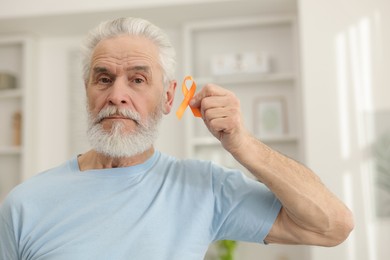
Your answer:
[176,76,202,119]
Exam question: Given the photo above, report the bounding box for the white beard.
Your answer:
[86,104,162,158]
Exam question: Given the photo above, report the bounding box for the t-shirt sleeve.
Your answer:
[0,197,19,260]
[210,164,281,244]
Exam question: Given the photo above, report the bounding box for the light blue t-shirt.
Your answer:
[0,151,281,260]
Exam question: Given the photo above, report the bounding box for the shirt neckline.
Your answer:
[69,150,160,177]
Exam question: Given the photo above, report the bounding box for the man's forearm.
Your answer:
[230,133,354,243]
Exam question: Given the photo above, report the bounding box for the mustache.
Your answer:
[93,106,141,125]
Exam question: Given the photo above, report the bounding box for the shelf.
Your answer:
[192,137,220,146]
[0,146,22,155]
[192,135,298,147]
[259,135,299,144]
[195,72,295,86]
[184,14,302,169]
[0,88,22,99]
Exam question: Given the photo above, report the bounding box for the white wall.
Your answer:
[298,0,390,259]
[0,0,226,18]
[35,37,79,172]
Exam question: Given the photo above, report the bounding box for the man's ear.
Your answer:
[162,80,177,114]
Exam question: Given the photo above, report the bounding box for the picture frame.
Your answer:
[253,96,288,139]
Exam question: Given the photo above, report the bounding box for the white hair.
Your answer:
[81,17,176,88]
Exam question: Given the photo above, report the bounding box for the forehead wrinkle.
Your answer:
[127,65,151,74]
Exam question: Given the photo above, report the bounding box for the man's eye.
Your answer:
[98,77,112,84]
[133,77,145,84]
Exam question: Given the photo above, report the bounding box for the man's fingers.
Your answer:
[189,84,226,108]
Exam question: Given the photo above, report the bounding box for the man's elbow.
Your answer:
[322,208,355,247]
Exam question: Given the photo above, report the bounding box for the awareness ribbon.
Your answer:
[176,76,202,119]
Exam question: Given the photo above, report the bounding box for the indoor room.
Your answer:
[0,0,389,259]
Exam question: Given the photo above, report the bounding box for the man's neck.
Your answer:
[77,147,155,171]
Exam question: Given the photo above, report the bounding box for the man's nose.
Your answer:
[107,78,130,106]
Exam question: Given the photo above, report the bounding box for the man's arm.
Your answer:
[190,84,354,246]
[0,204,19,259]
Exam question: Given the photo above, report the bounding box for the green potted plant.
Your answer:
[374,131,390,217]
[217,240,237,260]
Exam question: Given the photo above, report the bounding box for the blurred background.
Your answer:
[0,0,389,259]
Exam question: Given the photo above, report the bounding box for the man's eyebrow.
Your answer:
[92,65,151,75]
[127,66,151,73]
[92,66,111,74]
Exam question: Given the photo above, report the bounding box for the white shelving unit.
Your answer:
[0,35,35,201]
[182,15,303,164]
[182,15,307,260]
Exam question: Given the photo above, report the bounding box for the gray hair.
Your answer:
[81,17,176,87]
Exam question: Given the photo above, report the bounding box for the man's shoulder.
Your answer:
[157,152,214,171]
[2,158,75,207]
[22,157,74,183]
[157,151,237,181]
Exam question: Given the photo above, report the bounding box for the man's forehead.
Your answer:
[93,35,158,56]
[91,37,159,70]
